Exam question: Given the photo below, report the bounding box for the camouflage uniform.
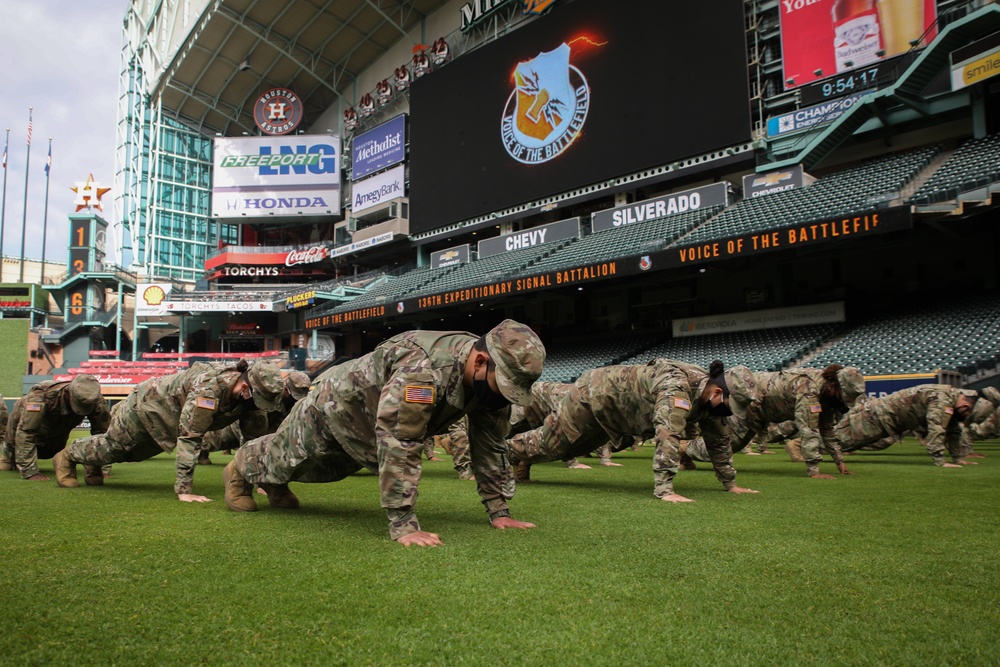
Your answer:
[63,361,282,494]
[2,377,109,479]
[731,369,863,476]
[834,385,978,465]
[200,370,311,456]
[0,396,11,471]
[229,320,545,540]
[507,360,756,498]
[446,416,474,480]
[509,381,606,468]
[964,387,1000,442]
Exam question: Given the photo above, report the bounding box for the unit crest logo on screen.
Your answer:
[501,42,590,164]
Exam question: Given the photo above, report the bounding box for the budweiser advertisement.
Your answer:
[780,0,937,89]
[211,135,341,219]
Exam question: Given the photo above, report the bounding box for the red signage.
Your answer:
[780,0,937,89]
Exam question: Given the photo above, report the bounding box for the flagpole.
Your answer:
[0,127,8,282]
[41,137,51,280]
[19,107,32,283]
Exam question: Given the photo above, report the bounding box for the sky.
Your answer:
[0,0,128,267]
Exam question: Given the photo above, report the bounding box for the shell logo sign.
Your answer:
[136,283,173,316]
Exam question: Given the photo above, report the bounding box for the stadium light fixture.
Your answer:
[844,60,854,68]
[876,49,886,57]
[238,59,251,72]
[786,77,795,86]
[813,68,823,76]
[908,38,921,47]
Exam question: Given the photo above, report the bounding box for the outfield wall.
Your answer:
[0,319,29,399]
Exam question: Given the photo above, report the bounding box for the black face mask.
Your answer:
[821,395,848,413]
[473,368,510,410]
[708,400,733,418]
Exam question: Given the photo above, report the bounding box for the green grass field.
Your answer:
[1,437,998,666]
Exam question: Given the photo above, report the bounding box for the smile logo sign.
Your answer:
[501,42,589,164]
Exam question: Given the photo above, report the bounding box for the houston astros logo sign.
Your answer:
[254,88,303,135]
[501,42,589,165]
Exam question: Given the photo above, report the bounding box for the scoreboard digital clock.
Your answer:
[798,53,916,106]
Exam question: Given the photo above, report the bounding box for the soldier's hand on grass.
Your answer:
[396,531,443,547]
[957,459,978,466]
[567,462,591,469]
[966,452,987,458]
[838,464,854,475]
[491,517,536,530]
[27,474,49,481]
[601,461,624,467]
[178,494,213,503]
[727,486,759,494]
[809,473,837,480]
[940,462,962,468]
[661,493,695,503]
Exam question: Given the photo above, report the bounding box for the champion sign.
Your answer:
[212,135,341,219]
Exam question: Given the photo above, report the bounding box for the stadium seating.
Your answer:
[909,133,1000,205]
[621,323,840,373]
[537,332,667,382]
[810,294,1000,374]
[680,147,939,245]
[529,206,723,274]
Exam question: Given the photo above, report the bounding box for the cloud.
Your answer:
[0,0,127,269]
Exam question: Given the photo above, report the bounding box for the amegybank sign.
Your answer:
[212,135,341,218]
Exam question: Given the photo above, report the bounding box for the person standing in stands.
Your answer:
[222,320,545,547]
[507,360,759,502]
[54,360,283,500]
[1,376,110,482]
[833,385,979,466]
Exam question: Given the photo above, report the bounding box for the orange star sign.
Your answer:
[71,173,111,212]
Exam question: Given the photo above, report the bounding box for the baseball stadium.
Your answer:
[2,0,1000,664]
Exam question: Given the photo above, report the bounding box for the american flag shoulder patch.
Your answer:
[673,397,691,410]
[809,404,822,413]
[944,406,954,415]
[404,385,434,404]
[25,402,43,412]
[196,397,217,410]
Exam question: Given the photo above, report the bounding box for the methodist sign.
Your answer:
[591,183,728,233]
[351,115,406,180]
[212,135,341,219]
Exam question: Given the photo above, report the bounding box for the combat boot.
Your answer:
[679,452,698,471]
[258,483,300,509]
[223,461,257,512]
[784,440,805,463]
[0,459,14,472]
[513,460,532,483]
[197,453,213,465]
[83,465,104,486]
[52,450,80,488]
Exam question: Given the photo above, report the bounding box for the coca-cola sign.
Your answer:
[285,245,329,267]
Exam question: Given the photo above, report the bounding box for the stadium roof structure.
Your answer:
[135,0,451,136]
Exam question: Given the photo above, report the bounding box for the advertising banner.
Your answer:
[0,284,47,311]
[742,165,816,198]
[431,244,471,269]
[672,302,845,338]
[330,231,395,258]
[161,301,276,313]
[766,92,870,137]
[352,164,405,214]
[211,135,341,219]
[780,0,937,90]
[477,217,580,259]
[351,115,406,180]
[591,183,728,233]
[135,283,174,317]
[950,30,1000,91]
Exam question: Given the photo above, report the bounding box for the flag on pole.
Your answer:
[45,141,51,175]
[26,117,32,146]
[1,137,6,169]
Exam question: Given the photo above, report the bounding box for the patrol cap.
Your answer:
[284,370,311,401]
[484,319,546,406]
[68,374,103,416]
[246,360,284,411]
[957,388,980,403]
[837,367,866,405]
[723,365,756,420]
